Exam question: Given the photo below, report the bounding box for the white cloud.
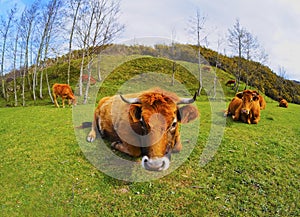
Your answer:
[119,0,300,80]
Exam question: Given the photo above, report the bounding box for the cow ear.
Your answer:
[177,105,199,124]
[236,92,243,99]
[129,104,142,123]
[253,93,259,101]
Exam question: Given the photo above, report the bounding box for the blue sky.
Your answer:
[1,0,300,80]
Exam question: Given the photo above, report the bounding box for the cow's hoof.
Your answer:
[111,141,122,149]
[86,135,95,142]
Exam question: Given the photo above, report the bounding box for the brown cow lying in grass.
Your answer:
[225,90,263,124]
[279,98,288,108]
[258,95,266,110]
[52,83,76,108]
[86,88,199,171]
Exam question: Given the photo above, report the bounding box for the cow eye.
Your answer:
[172,121,177,128]
[139,117,146,128]
[170,120,177,131]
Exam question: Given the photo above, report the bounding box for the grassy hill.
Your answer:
[0,51,299,216]
[1,44,300,107]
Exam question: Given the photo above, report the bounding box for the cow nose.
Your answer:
[241,109,249,114]
[141,156,170,171]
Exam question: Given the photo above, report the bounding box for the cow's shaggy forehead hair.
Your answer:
[138,89,179,123]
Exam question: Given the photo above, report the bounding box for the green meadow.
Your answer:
[0,55,299,216]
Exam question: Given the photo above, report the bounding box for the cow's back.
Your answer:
[259,95,266,110]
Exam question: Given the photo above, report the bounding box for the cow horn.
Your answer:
[120,94,141,104]
[177,92,197,105]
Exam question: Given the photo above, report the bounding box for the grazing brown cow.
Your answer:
[232,90,261,124]
[279,98,288,108]
[225,79,236,86]
[258,95,266,110]
[87,88,199,171]
[52,83,76,108]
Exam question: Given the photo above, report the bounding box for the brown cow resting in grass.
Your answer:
[279,98,288,108]
[226,90,261,124]
[52,83,76,108]
[258,95,266,110]
[86,88,199,171]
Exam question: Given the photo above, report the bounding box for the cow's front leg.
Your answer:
[53,95,59,108]
[87,117,98,142]
[111,141,141,157]
[251,112,260,124]
[62,97,66,108]
[232,105,241,121]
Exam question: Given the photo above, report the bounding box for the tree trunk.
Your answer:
[171,61,175,86]
[83,59,92,104]
[22,69,26,106]
[46,70,53,103]
[97,53,102,81]
[197,47,202,96]
[67,0,81,85]
[79,49,86,96]
[39,70,43,99]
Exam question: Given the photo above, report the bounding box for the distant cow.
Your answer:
[86,88,199,171]
[226,90,261,124]
[225,79,236,86]
[82,74,97,85]
[52,83,76,108]
[279,98,288,108]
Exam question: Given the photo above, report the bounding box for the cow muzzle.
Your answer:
[141,156,170,171]
[241,108,249,115]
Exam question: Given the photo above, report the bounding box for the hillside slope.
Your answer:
[1,44,299,107]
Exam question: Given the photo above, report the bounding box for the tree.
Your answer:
[277,66,288,97]
[66,0,82,85]
[76,0,96,97]
[0,5,17,99]
[228,19,246,92]
[228,19,269,92]
[242,30,268,90]
[189,10,206,96]
[74,0,124,103]
[19,1,40,106]
[39,0,62,99]
[12,14,20,106]
[212,37,225,99]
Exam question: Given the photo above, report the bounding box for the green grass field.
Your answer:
[1,55,299,216]
[0,98,299,216]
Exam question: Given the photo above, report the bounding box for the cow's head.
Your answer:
[67,95,77,106]
[70,97,77,106]
[236,90,259,115]
[120,90,199,171]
